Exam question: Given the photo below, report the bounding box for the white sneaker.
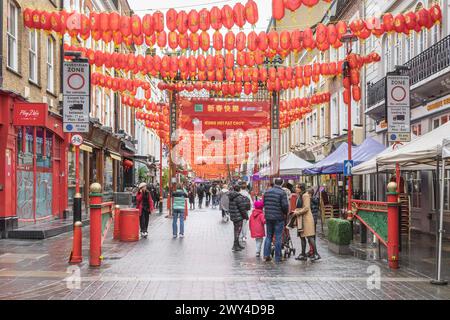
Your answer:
[242,237,247,241]
[179,234,184,238]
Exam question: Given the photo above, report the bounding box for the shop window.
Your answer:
[412,123,422,137]
[104,156,114,200]
[17,127,34,166]
[432,113,449,129]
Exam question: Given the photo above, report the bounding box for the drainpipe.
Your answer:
[0,0,4,88]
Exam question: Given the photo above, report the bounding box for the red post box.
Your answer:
[387,182,399,269]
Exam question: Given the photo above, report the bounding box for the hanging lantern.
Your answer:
[225,31,236,51]
[246,51,256,67]
[176,10,188,34]
[349,19,365,34]
[336,21,348,39]
[417,8,433,29]
[291,29,302,52]
[206,55,216,71]
[272,0,285,21]
[394,14,406,33]
[226,68,234,81]
[269,67,277,81]
[327,24,338,46]
[430,4,442,24]
[233,3,246,29]
[210,6,222,31]
[188,55,197,73]
[99,12,109,32]
[352,85,361,102]
[285,0,302,11]
[153,11,164,33]
[197,55,206,71]
[302,0,319,9]
[221,5,234,30]
[24,8,34,29]
[404,12,417,32]
[157,30,167,48]
[268,30,279,50]
[383,13,395,33]
[235,67,243,82]
[280,30,291,50]
[303,28,315,50]
[245,0,259,26]
[131,14,142,37]
[213,31,223,51]
[358,27,371,40]
[188,10,200,33]
[255,50,264,65]
[316,23,328,44]
[31,10,42,30]
[189,32,200,51]
[258,31,269,51]
[120,15,131,37]
[216,69,224,82]
[168,31,178,50]
[200,31,210,52]
[199,8,210,31]
[235,31,246,51]
[166,8,177,32]
[247,31,258,52]
[103,30,113,44]
[225,53,234,69]
[237,51,246,67]
[179,33,189,50]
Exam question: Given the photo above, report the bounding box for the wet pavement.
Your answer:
[0,206,449,300]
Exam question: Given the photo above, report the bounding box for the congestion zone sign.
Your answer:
[386,75,411,143]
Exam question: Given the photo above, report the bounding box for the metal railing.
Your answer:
[368,34,450,108]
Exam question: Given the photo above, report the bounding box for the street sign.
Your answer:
[386,75,411,143]
[71,134,84,147]
[344,160,354,177]
[63,61,90,133]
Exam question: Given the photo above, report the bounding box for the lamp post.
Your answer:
[341,29,358,220]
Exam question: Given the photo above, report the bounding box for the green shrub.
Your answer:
[327,218,352,245]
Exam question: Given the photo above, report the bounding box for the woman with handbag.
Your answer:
[294,184,320,261]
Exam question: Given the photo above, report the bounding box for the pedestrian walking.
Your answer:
[249,200,266,258]
[294,184,320,261]
[211,184,219,209]
[171,184,188,238]
[262,178,289,262]
[188,184,196,210]
[228,185,248,252]
[197,183,205,209]
[239,182,253,242]
[205,183,212,207]
[136,182,154,238]
[219,184,230,222]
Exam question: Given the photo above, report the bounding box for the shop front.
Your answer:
[0,95,69,237]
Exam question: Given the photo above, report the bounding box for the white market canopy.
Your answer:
[259,152,312,176]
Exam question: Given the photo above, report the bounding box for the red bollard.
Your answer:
[184,200,188,220]
[69,221,83,264]
[387,182,399,269]
[119,209,140,242]
[89,183,103,267]
[113,205,121,240]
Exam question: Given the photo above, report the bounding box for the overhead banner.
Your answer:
[386,75,411,143]
[178,99,270,132]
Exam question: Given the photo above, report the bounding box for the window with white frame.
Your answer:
[331,95,339,136]
[95,88,102,119]
[432,113,449,130]
[339,89,348,135]
[300,120,304,143]
[383,35,392,74]
[7,1,19,71]
[394,34,402,67]
[105,94,111,128]
[29,29,38,83]
[313,112,317,139]
[47,37,55,92]
[404,36,412,63]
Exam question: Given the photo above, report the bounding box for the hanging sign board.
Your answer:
[63,61,90,133]
[386,75,411,143]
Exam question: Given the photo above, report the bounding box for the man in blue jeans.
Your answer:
[171,184,188,238]
[263,178,289,262]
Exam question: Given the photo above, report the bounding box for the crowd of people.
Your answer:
[136,178,322,263]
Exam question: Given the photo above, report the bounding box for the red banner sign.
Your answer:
[13,103,48,126]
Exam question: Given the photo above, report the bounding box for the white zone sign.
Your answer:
[63,61,90,133]
[386,75,411,143]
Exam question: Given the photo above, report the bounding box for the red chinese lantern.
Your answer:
[394,14,406,33]
[316,23,328,44]
[259,67,268,82]
[349,19,365,34]
[99,12,109,32]
[197,55,206,71]
[131,14,142,37]
[350,69,360,85]
[237,51,246,67]
[189,32,200,51]
[247,31,258,52]
[210,6,222,30]
[177,10,188,34]
[216,54,225,69]
[199,8,210,31]
[272,0,285,20]
[31,10,41,30]
[166,9,177,32]
[303,28,315,50]
[268,30,279,50]
[404,12,417,32]
[269,67,277,81]
[24,8,34,29]
[188,10,200,33]
[200,31,210,52]
[245,0,259,25]
[188,56,197,73]
[383,13,395,33]
[236,31,246,51]
[225,31,236,51]
[430,4,442,24]
[221,5,234,29]
[327,24,338,46]
[285,0,302,11]
[279,30,291,50]
[258,31,269,51]
[50,11,62,33]
[336,21,348,39]
[289,29,302,52]
[213,31,223,51]
[157,31,167,48]
[40,11,52,31]
[120,15,131,37]
[417,8,433,29]
[233,3,246,29]
[235,67,243,81]
[352,85,361,102]
[168,31,178,50]
[153,11,164,33]
[246,51,256,67]
[206,55,216,71]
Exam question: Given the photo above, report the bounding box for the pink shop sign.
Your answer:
[13,103,48,126]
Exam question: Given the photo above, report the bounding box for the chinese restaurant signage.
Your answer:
[13,103,48,126]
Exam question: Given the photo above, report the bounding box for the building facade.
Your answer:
[0,0,67,237]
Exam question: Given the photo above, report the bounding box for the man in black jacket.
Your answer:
[228,185,248,252]
[263,178,289,262]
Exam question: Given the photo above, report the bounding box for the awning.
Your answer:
[258,152,312,177]
[121,139,137,154]
[304,137,385,175]
[376,121,450,168]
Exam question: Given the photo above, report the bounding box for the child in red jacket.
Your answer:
[249,200,266,257]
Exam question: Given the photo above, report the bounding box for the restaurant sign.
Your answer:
[13,103,48,126]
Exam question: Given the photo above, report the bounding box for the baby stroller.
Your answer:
[271,213,296,259]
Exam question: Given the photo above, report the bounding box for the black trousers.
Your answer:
[140,209,150,233]
[233,220,243,243]
[198,197,203,207]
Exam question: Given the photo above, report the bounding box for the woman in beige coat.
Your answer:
[294,184,320,261]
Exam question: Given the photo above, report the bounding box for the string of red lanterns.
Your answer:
[272,0,333,21]
[26,4,441,56]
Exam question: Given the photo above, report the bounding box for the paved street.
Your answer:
[0,207,449,300]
